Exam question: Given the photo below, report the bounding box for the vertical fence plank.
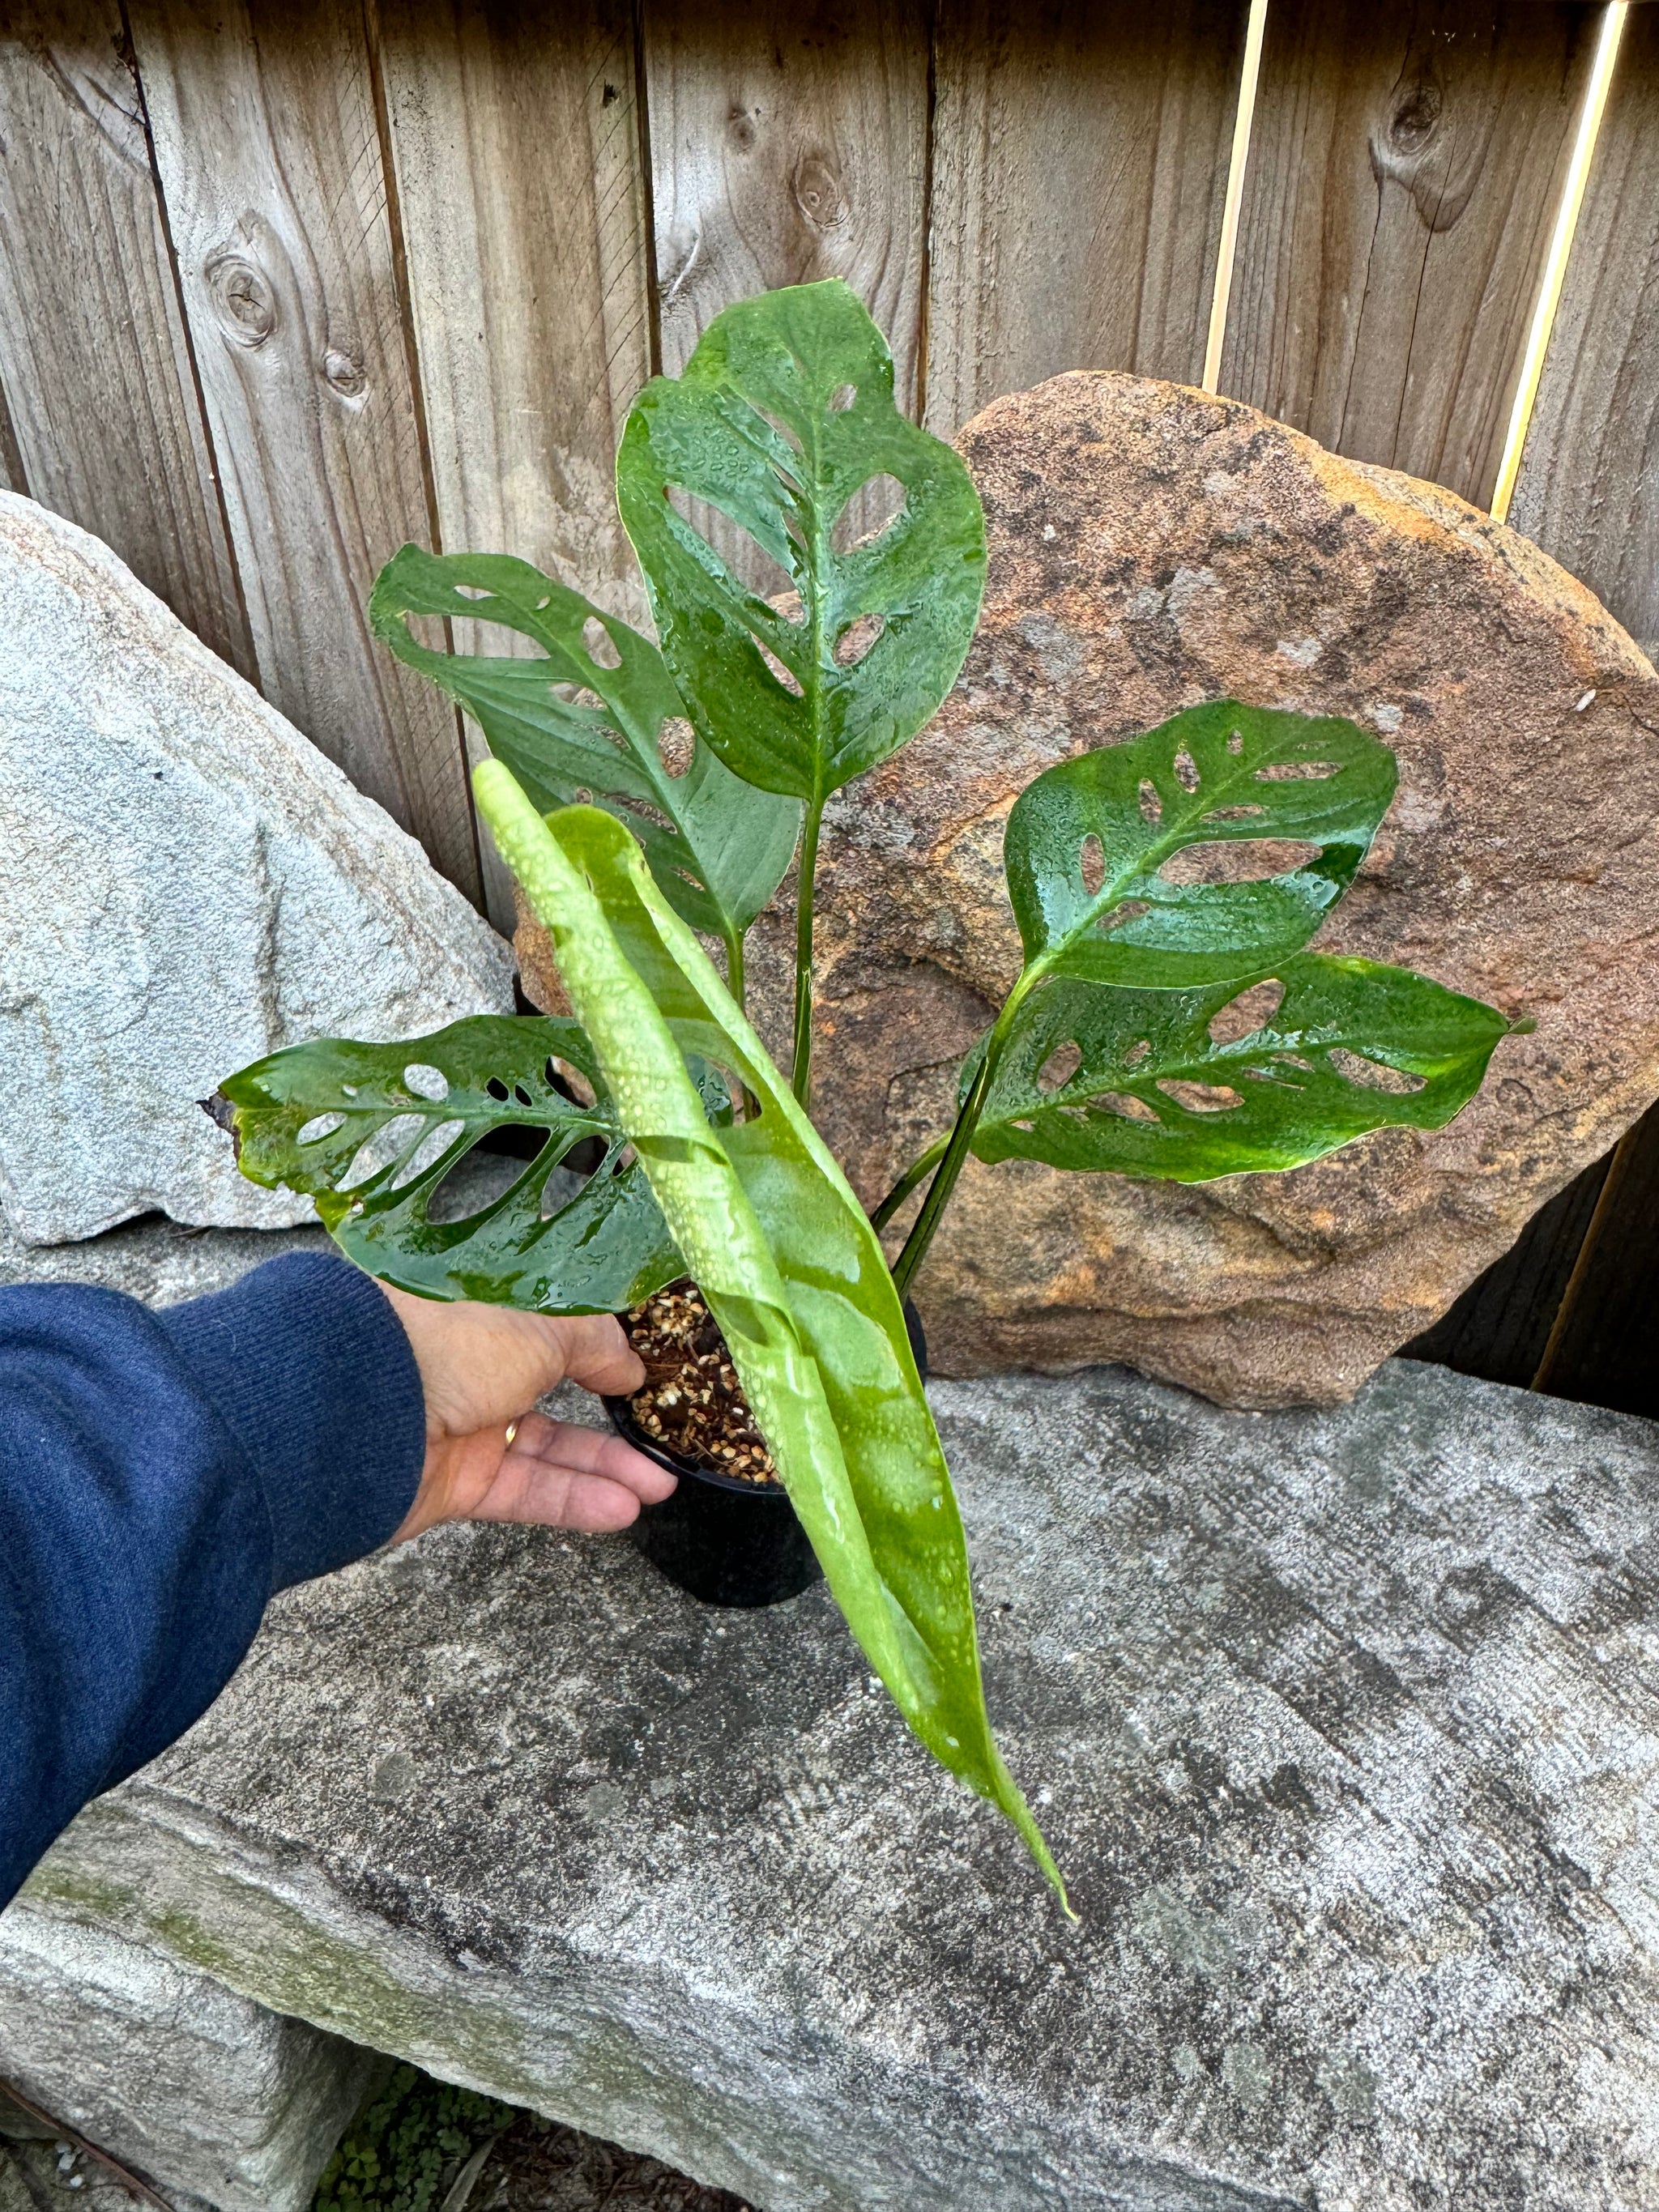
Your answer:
[125,0,480,901]
[643,0,928,582]
[0,2,251,670]
[1510,6,1659,657]
[373,0,653,928]
[1219,0,1598,509]
[925,0,1247,437]
[646,0,928,388]
[1496,10,1659,1404]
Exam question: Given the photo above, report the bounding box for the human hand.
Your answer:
[377,1286,674,1544]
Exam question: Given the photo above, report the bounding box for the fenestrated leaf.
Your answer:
[1003,700,1399,990]
[969,956,1519,1181]
[219,1015,684,1313]
[616,279,987,803]
[370,546,800,944]
[473,761,1064,1906]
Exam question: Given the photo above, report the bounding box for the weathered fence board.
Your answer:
[374,0,653,925]
[643,0,928,582]
[126,0,480,897]
[1219,0,1597,509]
[1510,6,1659,662]
[0,2,252,671]
[924,0,1246,436]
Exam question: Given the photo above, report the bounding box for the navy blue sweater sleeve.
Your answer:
[0,1252,425,1907]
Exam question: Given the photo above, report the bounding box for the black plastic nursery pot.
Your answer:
[604,1295,928,1610]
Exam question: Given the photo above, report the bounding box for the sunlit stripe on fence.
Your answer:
[1201,0,1269,397]
[1490,2,1629,524]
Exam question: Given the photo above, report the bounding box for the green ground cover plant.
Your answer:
[222,281,1523,1904]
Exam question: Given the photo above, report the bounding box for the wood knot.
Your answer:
[792,151,849,232]
[322,347,366,399]
[205,249,275,347]
[727,104,758,152]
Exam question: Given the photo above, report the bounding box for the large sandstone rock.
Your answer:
[0,1899,383,2211]
[17,1205,1659,2212]
[0,492,513,1247]
[766,378,1659,1407]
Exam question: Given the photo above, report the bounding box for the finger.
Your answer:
[477,1454,667,1532]
[509,1413,675,1499]
[549,1311,646,1398]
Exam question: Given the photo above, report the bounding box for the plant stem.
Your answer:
[889,968,1042,1304]
[869,1138,948,1234]
[723,927,747,1013]
[791,795,825,1110]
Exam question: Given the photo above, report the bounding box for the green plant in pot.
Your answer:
[218,282,1525,1904]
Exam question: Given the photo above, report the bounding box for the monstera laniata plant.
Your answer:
[218,281,1525,1907]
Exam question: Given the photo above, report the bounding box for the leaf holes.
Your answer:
[486,1077,510,1102]
[1203,803,1266,823]
[1088,1090,1161,1123]
[1138,779,1162,825]
[1328,1049,1426,1095]
[1226,731,1244,756]
[1079,833,1106,897]
[1037,1041,1083,1093]
[403,1062,449,1102]
[1096,898,1148,935]
[1158,839,1320,886]
[392,1119,467,1188]
[1158,1079,1243,1115]
[340,1114,424,1188]
[535,595,552,611]
[513,1082,535,1106]
[755,637,804,697]
[582,615,621,670]
[1173,748,1201,793]
[1208,978,1286,1046]
[297,1112,345,1144]
[831,473,906,553]
[1124,1038,1152,1067]
[834,612,885,667]
[451,583,493,602]
[1255,760,1341,781]
[830,382,857,411]
[549,1057,596,1109]
[657,716,695,778]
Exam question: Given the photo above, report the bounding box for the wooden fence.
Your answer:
[2,0,1657,1412]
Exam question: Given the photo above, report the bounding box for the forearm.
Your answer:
[0,1254,424,1905]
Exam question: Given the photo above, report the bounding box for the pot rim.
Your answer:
[601,1393,791,1499]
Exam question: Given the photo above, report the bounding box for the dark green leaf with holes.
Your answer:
[968,956,1518,1182]
[1003,700,1399,989]
[370,546,800,942]
[615,279,986,803]
[217,1014,688,1311]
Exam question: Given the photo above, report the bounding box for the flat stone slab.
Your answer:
[0,1901,382,2212]
[23,1224,1659,2210]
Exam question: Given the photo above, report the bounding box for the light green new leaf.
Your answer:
[475,760,1064,1905]
[1003,701,1399,990]
[370,546,800,947]
[616,279,987,803]
[218,1015,684,1313]
[970,957,1519,1180]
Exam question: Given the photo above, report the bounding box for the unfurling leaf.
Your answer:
[370,546,800,947]
[473,760,1065,1907]
[1003,700,1399,989]
[219,1015,684,1313]
[970,957,1519,1180]
[616,279,986,803]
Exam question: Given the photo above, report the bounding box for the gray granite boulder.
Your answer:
[0,491,512,1247]
[19,1213,1659,2210]
[0,1899,383,2211]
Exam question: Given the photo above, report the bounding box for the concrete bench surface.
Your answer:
[16,1225,1659,2211]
